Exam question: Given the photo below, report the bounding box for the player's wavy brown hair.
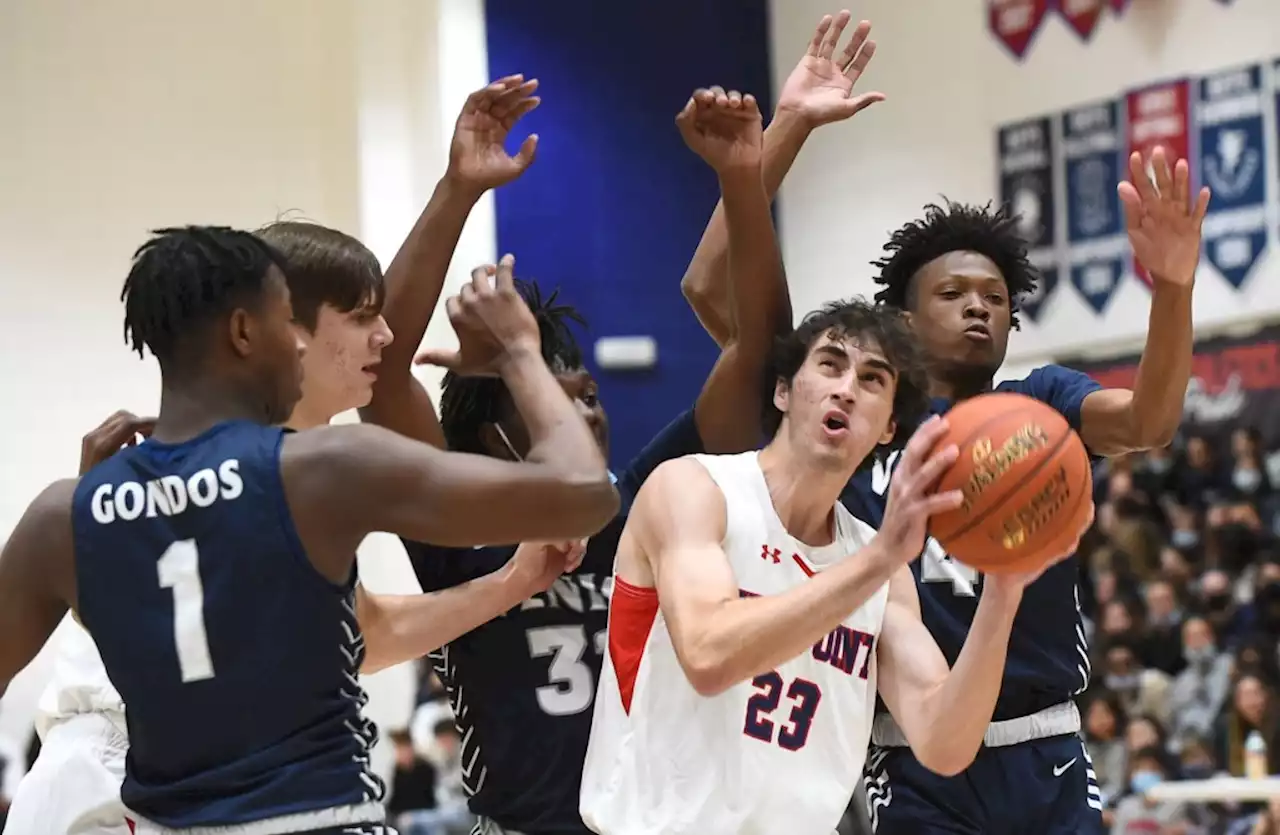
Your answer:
[763,298,929,452]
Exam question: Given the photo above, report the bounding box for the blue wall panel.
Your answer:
[484,0,774,469]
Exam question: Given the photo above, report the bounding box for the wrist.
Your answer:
[717,165,765,191]
[978,576,1024,609]
[862,536,911,576]
[495,341,543,376]
[438,170,487,205]
[1149,277,1195,302]
[771,103,817,133]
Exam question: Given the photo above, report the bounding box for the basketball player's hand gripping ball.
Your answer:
[415,254,541,377]
[877,416,964,562]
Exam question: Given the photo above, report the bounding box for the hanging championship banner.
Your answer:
[1059,323,1280,450]
[1126,79,1194,286]
[1197,64,1268,289]
[1059,0,1105,41]
[988,0,1052,60]
[1062,100,1127,314]
[999,116,1060,321]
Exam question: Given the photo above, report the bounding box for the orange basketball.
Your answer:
[928,392,1094,574]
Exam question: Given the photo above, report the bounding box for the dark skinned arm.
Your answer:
[0,480,77,698]
[1079,283,1194,456]
[680,110,807,348]
[286,346,618,581]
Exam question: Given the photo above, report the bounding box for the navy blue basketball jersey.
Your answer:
[403,409,704,835]
[73,421,384,830]
[841,365,1103,720]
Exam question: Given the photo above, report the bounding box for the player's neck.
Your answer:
[927,362,995,402]
[285,398,337,431]
[151,380,275,443]
[756,440,843,547]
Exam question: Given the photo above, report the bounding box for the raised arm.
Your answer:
[1079,147,1208,456]
[675,87,784,453]
[360,75,540,446]
[285,258,617,577]
[681,11,883,347]
[0,480,77,697]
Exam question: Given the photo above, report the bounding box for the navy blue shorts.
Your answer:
[863,734,1104,834]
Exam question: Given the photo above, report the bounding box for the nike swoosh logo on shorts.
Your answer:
[1053,757,1078,777]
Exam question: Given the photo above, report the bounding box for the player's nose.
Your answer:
[371,315,394,349]
[962,294,991,320]
[293,326,308,358]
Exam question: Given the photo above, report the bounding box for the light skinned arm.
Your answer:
[681,12,883,347]
[356,539,574,672]
[633,458,901,696]
[360,74,541,446]
[1079,147,1208,456]
[874,566,1022,776]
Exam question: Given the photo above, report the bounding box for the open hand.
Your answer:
[877,416,963,561]
[1119,145,1210,287]
[81,410,155,475]
[414,254,539,376]
[776,10,884,128]
[511,539,588,595]
[447,74,541,194]
[676,87,763,173]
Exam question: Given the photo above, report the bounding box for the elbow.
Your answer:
[354,594,394,675]
[914,746,975,778]
[685,659,734,698]
[551,475,620,538]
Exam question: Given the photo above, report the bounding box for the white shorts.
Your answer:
[4,712,131,835]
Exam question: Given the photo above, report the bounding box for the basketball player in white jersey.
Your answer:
[4,213,574,835]
[580,299,1091,833]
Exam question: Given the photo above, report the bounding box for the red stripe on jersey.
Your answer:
[125,819,136,834]
[609,575,660,714]
[792,553,815,577]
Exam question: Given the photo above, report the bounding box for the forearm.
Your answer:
[681,111,809,346]
[357,565,530,673]
[1128,282,1194,447]
[680,540,896,695]
[720,167,783,344]
[362,175,481,441]
[912,587,1020,774]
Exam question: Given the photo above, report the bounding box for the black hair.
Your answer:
[439,279,587,455]
[872,199,1039,329]
[121,225,285,366]
[255,221,384,331]
[762,298,928,450]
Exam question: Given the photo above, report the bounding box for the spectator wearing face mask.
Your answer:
[1176,434,1229,507]
[1166,501,1205,557]
[1245,556,1280,642]
[1217,674,1280,777]
[1102,638,1173,726]
[1198,569,1251,648]
[1168,616,1232,745]
[1110,747,1193,834]
[1231,428,1272,500]
[1134,446,1176,498]
[1140,578,1186,675]
[1234,638,1280,685]
[1083,688,1130,804]
[1177,734,1219,780]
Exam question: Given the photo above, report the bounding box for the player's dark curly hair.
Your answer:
[872,199,1039,329]
[439,279,588,455]
[121,226,286,367]
[763,298,929,451]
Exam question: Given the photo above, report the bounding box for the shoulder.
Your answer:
[998,364,1103,428]
[631,456,727,538]
[36,478,78,523]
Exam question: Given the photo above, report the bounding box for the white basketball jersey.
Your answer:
[580,451,889,835]
[36,616,126,739]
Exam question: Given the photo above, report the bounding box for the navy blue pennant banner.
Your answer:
[1022,258,1061,322]
[998,116,1060,322]
[1197,64,1268,289]
[1062,100,1127,314]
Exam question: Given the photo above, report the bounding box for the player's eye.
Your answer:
[986,294,1006,305]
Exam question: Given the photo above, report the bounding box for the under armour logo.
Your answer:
[760,545,781,564]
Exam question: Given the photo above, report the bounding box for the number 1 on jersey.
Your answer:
[157,539,215,683]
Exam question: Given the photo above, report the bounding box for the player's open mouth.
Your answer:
[821,409,850,438]
[963,324,992,343]
[362,362,380,379]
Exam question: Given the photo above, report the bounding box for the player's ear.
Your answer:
[772,376,790,415]
[879,418,896,447]
[227,308,254,359]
